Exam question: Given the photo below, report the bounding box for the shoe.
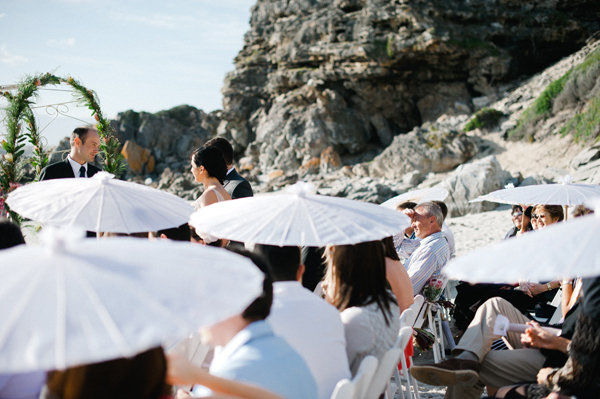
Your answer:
[411,358,481,386]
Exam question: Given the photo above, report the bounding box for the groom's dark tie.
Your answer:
[79,165,86,178]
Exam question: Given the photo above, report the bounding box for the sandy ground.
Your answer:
[476,131,582,179]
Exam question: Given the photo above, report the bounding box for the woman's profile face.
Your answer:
[511,209,523,230]
[190,158,202,182]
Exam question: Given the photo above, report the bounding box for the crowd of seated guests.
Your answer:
[2,192,597,399]
[411,205,599,399]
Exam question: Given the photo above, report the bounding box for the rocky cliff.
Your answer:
[218,0,599,176]
[71,1,600,215]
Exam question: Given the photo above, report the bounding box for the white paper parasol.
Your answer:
[470,175,600,206]
[6,172,193,233]
[189,182,411,246]
[380,187,449,210]
[0,229,264,373]
[443,203,600,283]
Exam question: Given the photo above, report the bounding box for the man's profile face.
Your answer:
[76,130,100,163]
[411,207,437,239]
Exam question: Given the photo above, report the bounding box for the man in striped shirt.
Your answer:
[394,202,450,296]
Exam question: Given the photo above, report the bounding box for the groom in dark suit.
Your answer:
[40,126,102,181]
[204,137,253,199]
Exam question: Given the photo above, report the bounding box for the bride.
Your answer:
[190,146,231,209]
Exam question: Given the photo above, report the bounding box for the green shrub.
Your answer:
[464,108,504,132]
[509,48,600,141]
[559,96,600,143]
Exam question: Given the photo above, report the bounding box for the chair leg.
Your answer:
[427,307,441,363]
[399,355,413,399]
[436,313,445,360]
[409,370,420,399]
[392,368,404,399]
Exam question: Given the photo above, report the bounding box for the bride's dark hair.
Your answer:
[191,146,227,184]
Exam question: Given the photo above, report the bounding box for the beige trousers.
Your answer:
[444,297,547,399]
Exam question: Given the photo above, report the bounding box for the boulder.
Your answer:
[437,155,511,217]
[320,146,342,175]
[368,128,479,180]
[570,147,600,170]
[254,85,370,173]
[110,105,220,176]
[121,140,155,174]
[573,158,600,185]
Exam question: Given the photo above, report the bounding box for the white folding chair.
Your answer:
[365,347,402,399]
[531,287,563,325]
[350,356,379,399]
[167,331,211,392]
[400,308,416,329]
[412,295,426,328]
[388,327,419,399]
[330,379,354,399]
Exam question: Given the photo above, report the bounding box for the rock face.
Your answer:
[368,127,480,180]
[110,105,221,176]
[217,0,599,175]
[437,155,512,217]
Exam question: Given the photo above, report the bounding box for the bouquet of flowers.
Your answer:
[422,278,445,302]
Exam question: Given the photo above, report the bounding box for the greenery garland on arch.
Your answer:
[0,72,125,221]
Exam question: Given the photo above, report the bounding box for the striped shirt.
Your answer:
[394,232,450,296]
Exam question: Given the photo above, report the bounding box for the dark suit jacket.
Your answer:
[223,168,253,199]
[39,158,101,181]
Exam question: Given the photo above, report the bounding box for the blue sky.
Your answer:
[0,0,255,145]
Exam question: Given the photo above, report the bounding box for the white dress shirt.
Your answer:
[267,281,351,399]
[67,155,88,178]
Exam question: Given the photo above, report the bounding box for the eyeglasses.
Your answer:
[531,214,547,220]
[511,212,523,218]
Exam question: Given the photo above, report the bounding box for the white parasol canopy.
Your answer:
[189,182,411,246]
[470,175,600,206]
[0,228,264,373]
[6,172,193,233]
[443,202,600,283]
[380,187,449,210]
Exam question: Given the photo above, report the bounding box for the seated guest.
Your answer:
[491,275,600,399]
[504,205,533,239]
[410,275,588,399]
[254,244,351,399]
[300,246,326,292]
[572,205,594,217]
[167,353,285,399]
[41,347,171,399]
[187,249,317,399]
[382,236,414,313]
[152,223,191,242]
[532,205,563,230]
[394,202,451,296]
[323,241,400,376]
[0,218,26,249]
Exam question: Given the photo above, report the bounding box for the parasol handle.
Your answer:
[564,205,568,221]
